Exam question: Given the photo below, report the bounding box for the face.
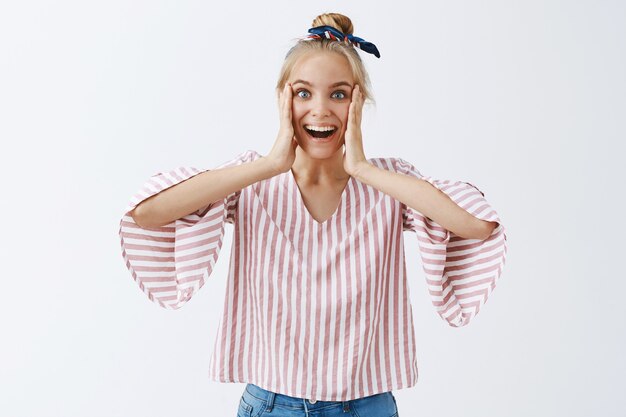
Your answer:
[288,51,355,159]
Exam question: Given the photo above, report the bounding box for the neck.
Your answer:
[291,146,349,184]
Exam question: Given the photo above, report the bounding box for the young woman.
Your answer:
[119,12,507,417]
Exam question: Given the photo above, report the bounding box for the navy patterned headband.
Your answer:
[305,25,381,58]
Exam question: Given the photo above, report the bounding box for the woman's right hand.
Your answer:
[265,83,298,174]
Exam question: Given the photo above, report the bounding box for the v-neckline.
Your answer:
[288,168,353,226]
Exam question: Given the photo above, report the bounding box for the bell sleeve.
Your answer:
[118,149,260,310]
[394,158,508,327]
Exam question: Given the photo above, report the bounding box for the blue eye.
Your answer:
[296,90,310,99]
[296,89,348,100]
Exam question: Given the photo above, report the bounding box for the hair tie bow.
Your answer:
[306,25,381,58]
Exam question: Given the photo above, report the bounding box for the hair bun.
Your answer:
[311,12,354,35]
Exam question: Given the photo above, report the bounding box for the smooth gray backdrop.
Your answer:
[1,1,624,416]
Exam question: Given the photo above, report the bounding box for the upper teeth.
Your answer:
[306,125,336,132]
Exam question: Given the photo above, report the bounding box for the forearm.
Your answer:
[353,163,495,240]
[132,156,278,228]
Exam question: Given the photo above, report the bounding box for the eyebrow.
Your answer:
[292,79,353,88]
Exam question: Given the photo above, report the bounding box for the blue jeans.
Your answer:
[237,383,399,417]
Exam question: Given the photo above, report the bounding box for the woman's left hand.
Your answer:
[343,84,370,177]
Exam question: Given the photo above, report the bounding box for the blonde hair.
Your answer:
[275,12,376,106]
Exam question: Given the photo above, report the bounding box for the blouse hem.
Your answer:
[208,375,418,402]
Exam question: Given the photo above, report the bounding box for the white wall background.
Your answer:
[1,1,624,416]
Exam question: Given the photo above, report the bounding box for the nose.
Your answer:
[310,96,331,118]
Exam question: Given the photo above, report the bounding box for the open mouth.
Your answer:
[304,125,338,140]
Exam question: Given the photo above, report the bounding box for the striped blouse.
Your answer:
[119,149,508,401]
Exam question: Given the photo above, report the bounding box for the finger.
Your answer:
[355,85,363,123]
[282,83,292,123]
[277,85,286,114]
[357,88,364,123]
[286,83,292,122]
[348,87,358,126]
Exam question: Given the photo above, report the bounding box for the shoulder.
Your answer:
[214,149,263,169]
[367,156,423,177]
[239,149,263,162]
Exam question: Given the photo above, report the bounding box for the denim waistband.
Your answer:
[245,383,351,412]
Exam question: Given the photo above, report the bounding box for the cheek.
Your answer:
[338,104,350,127]
[291,103,305,123]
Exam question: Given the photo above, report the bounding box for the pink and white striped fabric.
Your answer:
[119,149,507,401]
